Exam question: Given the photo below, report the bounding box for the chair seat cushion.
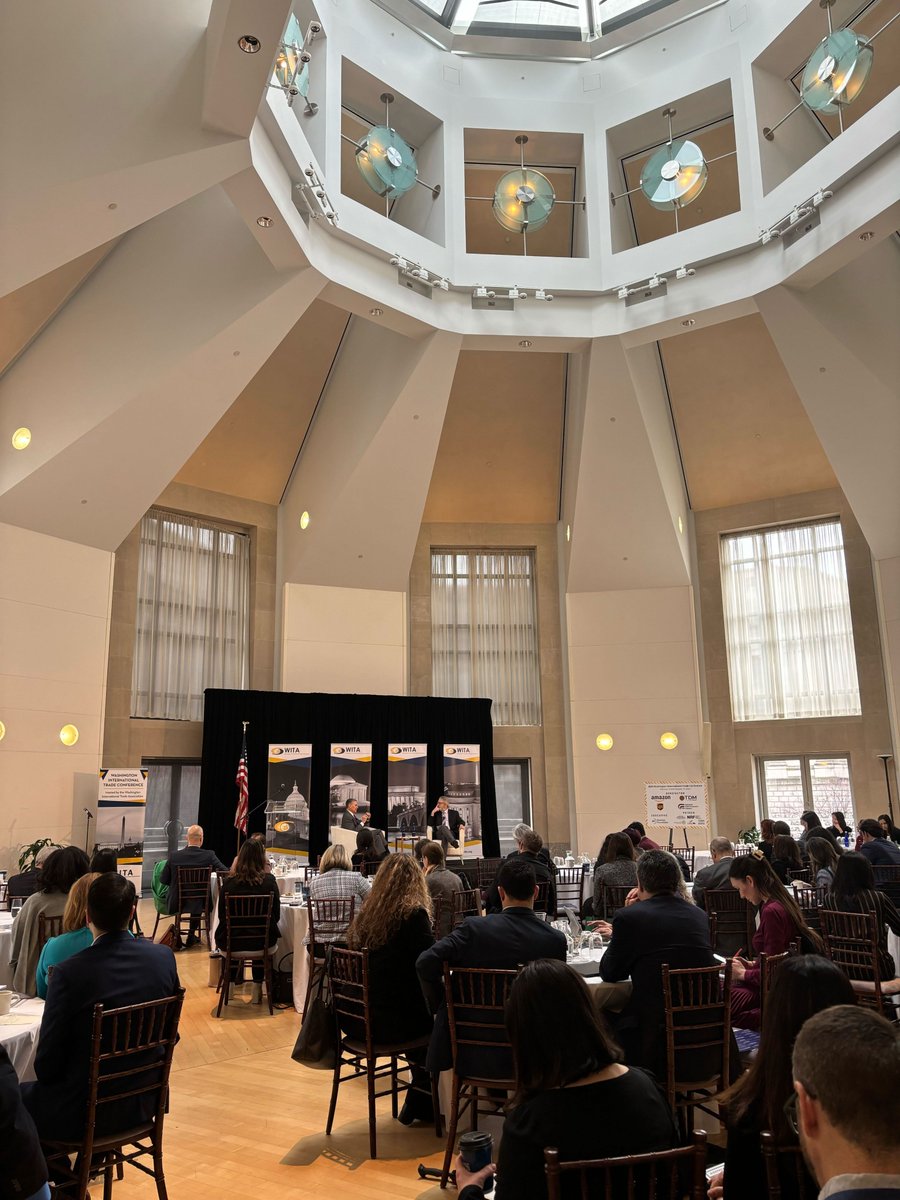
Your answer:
[43,1123,155,1152]
[341,1034,431,1057]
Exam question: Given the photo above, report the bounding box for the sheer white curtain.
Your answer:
[720,519,860,721]
[131,508,250,721]
[431,550,542,726]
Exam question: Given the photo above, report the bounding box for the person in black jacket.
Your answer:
[416,857,567,1078]
[485,828,557,917]
[216,838,281,1003]
[597,850,715,1073]
[160,824,226,946]
[0,1044,48,1200]
[455,959,677,1200]
[346,852,436,1123]
[21,873,180,1141]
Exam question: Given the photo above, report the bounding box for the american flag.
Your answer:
[234,731,249,835]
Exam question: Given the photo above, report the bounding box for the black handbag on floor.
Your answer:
[291,950,336,1069]
[271,951,295,1009]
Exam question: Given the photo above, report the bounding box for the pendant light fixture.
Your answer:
[763,1,897,140]
[343,93,441,219]
[466,134,585,256]
[611,109,733,234]
[268,15,321,115]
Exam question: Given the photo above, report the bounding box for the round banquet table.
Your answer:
[0,996,44,1081]
[0,912,13,988]
[274,901,310,1014]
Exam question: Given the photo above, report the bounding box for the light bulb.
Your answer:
[660,731,679,750]
[59,724,80,746]
[596,733,614,752]
[11,428,31,450]
[299,511,310,530]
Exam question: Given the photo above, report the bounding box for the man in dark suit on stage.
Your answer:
[22,873,180,1141]
[340,798,368,831]
[416,858,567,1077]
[598,849,715,1074]
[161,824,226,946]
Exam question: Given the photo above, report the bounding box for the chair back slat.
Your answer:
[175,865,213,908]
[534,880,551,913]
[705,888,754,954]
[87,990,184,1120]
[544,1131,708,1200]
[474,858,502,888]
[873,864,900,907]
[308,896,356,950]
[555,866,587,914]
[599,882,633,921]
[222,891,273,952]
[451,888,481,926]
[789,867,812,885]
[821,909,886,1013]
[38,911,64,950]
[328,946,371,1052]
[443,964,518,1084]
[792,886,827,931]
[672,846,696,873]
[760,1131,817,1200]
[662,963,732,1109]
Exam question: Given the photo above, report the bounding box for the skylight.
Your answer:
[404,0,676,41]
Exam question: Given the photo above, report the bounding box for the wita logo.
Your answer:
[270,747,284,756]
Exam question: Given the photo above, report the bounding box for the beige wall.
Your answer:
[409,523,569,847]
[875,556,900,780]
[696,488,895,835]
[0,522,114,871]
[102,482,276,767]
[567,585,705,856]
[281,583,406,695]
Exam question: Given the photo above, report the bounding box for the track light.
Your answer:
[507,287,528,300]
[674,266,696,280]
[389,255,409,270]
[534,289,554,302]
[434,278,450,291]
[474,286,495,299]
[617,286,631,300]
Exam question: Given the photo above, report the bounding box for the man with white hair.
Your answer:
[7,843,55,905]
[691,837,735,911]
[160,825,226,948]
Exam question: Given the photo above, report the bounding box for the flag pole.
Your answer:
[235,721,249,857]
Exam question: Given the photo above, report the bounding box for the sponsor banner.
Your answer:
[387,743,428,839]
[645,782,709,828]
[440,744,482,855]
[267,744,312,862]
[329,744,373,831]
[97,768,148,891]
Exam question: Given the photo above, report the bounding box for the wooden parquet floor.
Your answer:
[125,901,448,1200]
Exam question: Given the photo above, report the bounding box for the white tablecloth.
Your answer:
[0,914,13,988]
[890,929,899,976]
[0,997,44,1081]
[275,903,310,1014]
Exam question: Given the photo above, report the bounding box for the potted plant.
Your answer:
[17,837,60,873]
[737,825,760,847]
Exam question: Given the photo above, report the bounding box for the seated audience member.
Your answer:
[728,853,824,1031]
[88,848,118,873]
[351,826,389,870]
[216,839,280,1002]
[830,811,852,844]
[417,858,567,1077]
[592,831,638,916]
[454,960,677,1200]
[770,834,804,885]
[0,1044,49,1200]
[858,818,900,867]
[6,845,55,906]
[691,837,735,911]
[878,813,900,845]
[797,811,823,854]
[345,853,435,1123]
[806,836,839,892]
[413,837,430,866]
[758,819,776,862]
[22,873,179,1141]
[308,842,371,922]
[596,850,715,1072]
[627,821,660,852]
[421,840,464,936]
[485,827,557,917]
[507,823,557,874]
[807,825,841,853]
[791,1006,900,1200]
[161,824,226,947]
[822,852,900,980]
[9,846,90,996]
[708,955,856,1200]
[35,872,100,998]
[772,820,792,837]
[622,827,644,857]
[229,831,271,873]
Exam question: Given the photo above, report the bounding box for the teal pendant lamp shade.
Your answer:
[356,126,418,198]
[801,28,874,113]
[492,168,556,233]
[640,138,708,210]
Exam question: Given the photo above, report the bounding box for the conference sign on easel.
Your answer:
[387,743,427,840]
[266,743,312,862]
[442,744,483,854]
[96,768,148,891]
[645,782,709,830]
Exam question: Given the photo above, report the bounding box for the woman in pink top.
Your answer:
[727,851,823,1030]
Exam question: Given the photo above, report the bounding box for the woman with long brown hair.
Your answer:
[216,838,280,1003]
[769,833,803,884]
[727,852,823,1030]
[346,853,435,1123]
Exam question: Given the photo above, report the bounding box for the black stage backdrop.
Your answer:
[198,688,499,862]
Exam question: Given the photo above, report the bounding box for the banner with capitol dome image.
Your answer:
[387,744,428,841]
[266,744,312,863]
[441,744,482,856]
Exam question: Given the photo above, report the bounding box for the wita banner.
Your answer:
[97,768,148,891]
[387,743,427,839]
[329,744,372,830]
[267,744,312,862]
[440,744,482,855]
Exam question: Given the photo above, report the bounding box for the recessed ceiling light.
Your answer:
[518,339,533,348]
[660,731,679,750]
[11,428,31,450]
[59,724,80,747]
[107,202,117,210]
[858,231,874,241]
[299,511,310,530]
[256,216,273,228]
[681,319,695,327]
[238,35,261,53]
[369,307,384,316]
